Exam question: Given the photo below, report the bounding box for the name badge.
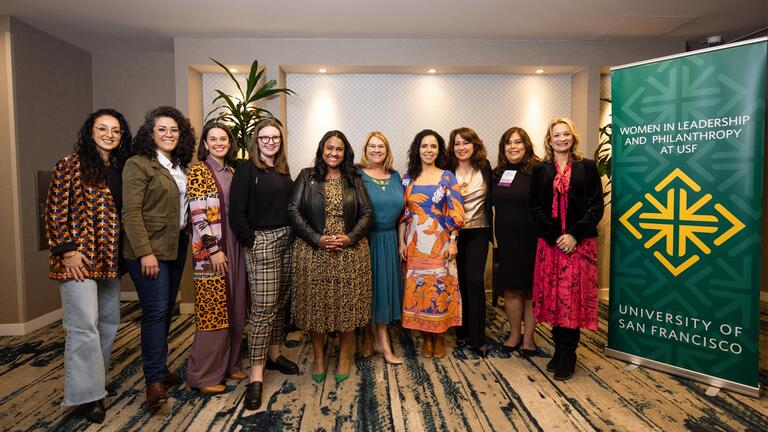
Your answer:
[498,170,517,187]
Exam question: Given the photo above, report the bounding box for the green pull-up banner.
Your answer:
[607,38,767,397]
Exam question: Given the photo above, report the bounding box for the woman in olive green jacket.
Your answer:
[122,106,196,411]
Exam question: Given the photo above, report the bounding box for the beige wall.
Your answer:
[93,53,175,130]
[0,17,22,324]
[174,38,685,158]
[6,18,92,322]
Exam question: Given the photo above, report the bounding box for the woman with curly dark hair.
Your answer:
[399,130,465,359]
[287,130,373,383]
[45,108,132,424]
[446,127,493,356]
[122,106,196,410]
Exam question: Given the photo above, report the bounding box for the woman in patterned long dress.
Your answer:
[184,122,247,395]
[357,131,405,365]
[288,130,373,383]
[399,129,465,359]
[528,118,604,381]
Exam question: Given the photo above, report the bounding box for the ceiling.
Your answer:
[1,0,765,53]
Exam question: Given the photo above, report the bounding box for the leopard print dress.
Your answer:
[291,177,372,333]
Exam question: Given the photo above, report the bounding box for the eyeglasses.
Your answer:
[155,126,180,136]
[257,135,282,144]
[94,125,122,136]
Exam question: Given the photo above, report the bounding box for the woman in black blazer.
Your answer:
[446,127,493,356]
[528,117,604,381]
[287,130,373,383]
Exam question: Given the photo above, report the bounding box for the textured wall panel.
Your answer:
[284,73,571,174]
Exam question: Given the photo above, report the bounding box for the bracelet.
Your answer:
[63,251,77,258]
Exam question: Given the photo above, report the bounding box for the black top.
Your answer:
[286,168,373,248]
[107,163,122,215]
[528,158,604,245]
[491,163,537,292]
[229,162,293,248]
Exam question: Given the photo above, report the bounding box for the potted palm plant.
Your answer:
[206,58,295,158]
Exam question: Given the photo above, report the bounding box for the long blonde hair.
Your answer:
[358,131,394,172]
[543,117,583,162]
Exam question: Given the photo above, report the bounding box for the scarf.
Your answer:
[552,157,571,233]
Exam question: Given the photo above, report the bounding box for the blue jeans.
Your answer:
[59,278,121,406]
[125,231,189,384]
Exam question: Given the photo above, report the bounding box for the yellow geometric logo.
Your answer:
[619,168,745,277]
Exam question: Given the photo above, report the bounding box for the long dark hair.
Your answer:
[446,127,487,172]
[132,106,196,168]
[196,121,237,164]
[406,129,447,180]
[75,108,132,186]
[494,127,540,177]
[311,130,358,185]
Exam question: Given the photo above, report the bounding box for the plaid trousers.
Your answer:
[245,226,292,365]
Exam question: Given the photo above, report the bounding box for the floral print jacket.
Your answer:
[187,160,230,331]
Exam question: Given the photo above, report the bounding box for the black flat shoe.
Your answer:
[265,355,299,375]
[520,347,541,358]
[81,399,106,424]
[500,340,522,353]
[244,381,263,410]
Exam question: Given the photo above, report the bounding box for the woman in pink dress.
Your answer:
[528,118,603,381]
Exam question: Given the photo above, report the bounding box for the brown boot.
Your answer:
[421,333,434,358]
[146,382,168,410]
[433,333,446,359]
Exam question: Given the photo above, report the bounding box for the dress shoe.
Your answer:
[185,383,226,394]
[421,333,434,358]
[469,345,488,358]
[80,399,106,424]
[500,339,522,354]
[146,382,168,410]
[227,371,247,381]
[163,368,182,386]
[360,336,375,358]
[265,355,299,375]
[335,357,354,383]
[520,346,541,358]
[433,333,446,359]
[244,381,263,410]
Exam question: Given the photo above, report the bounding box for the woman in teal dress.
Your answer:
[357,131,405,365]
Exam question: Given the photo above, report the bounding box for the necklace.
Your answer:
[457,168,475,194]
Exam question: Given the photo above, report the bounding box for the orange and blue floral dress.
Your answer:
[401,170,465,333]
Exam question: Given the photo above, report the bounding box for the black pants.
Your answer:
[454,227,490,348]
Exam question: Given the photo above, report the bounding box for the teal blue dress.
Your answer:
[358,168,405,324]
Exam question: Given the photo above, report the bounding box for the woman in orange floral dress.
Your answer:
[399,129,465,359]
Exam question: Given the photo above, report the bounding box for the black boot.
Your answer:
[546,327,562,373]
[554,328,580,381]
[81,399,106,424]
[245,381,263,410]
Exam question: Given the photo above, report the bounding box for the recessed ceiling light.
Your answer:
[535,69,544,74]
[428,68,437,74]
[319,68,327,73]
[229,68,237,73]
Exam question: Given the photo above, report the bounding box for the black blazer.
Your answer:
[287,168,373,248]
[528,158,604,245]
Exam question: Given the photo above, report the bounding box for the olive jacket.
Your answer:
[122,155,184,260]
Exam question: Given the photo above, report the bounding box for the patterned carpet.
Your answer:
[0,300,767,431]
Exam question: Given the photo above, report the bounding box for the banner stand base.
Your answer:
[605,348,760,398]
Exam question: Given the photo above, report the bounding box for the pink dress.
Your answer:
[532,158,598,330]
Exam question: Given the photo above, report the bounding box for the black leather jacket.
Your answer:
[287,167,373,248]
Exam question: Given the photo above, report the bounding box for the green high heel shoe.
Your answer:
[311,371,327,383]
[335,357,354,382]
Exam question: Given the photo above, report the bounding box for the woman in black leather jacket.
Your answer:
[287,130,373,383]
